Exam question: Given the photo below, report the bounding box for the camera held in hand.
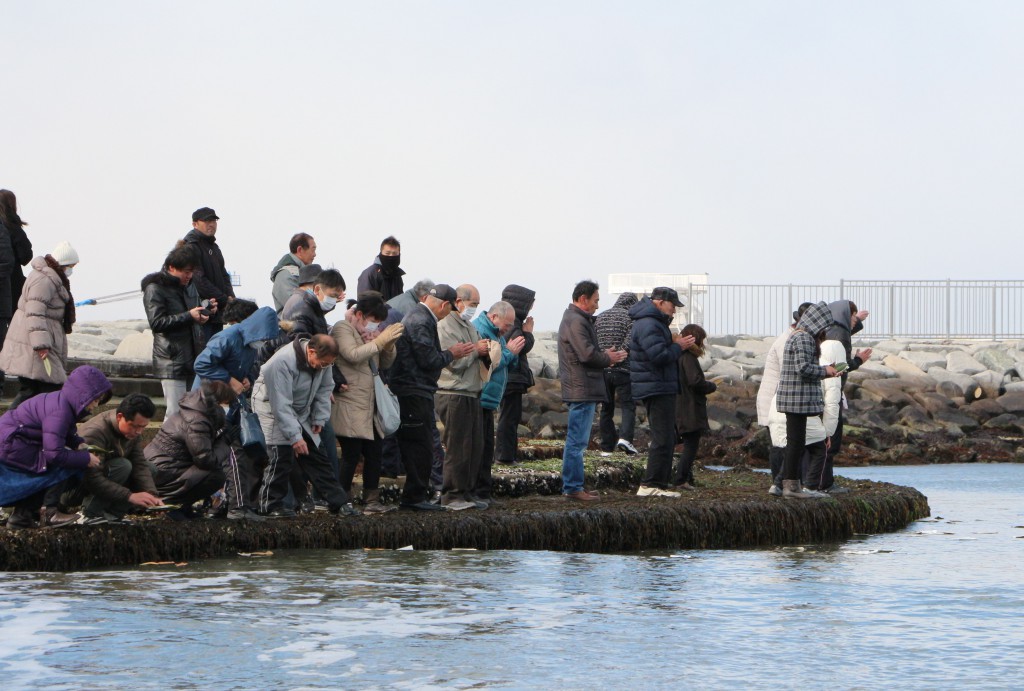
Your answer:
[199,299,212,317]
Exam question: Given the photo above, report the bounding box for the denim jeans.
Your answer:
[561,401,596,495]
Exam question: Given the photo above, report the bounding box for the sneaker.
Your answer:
[599,451,613,457]
[227,508,267,522]
[330,503,361,517]
[616,439,639,455]
[400,501,448,512]
[801,487,829,498]
[442,499,478,511]
[75,514,109,526]
[362,501,397,514]
[636,485,681,498]
[822,485,851,495]
[767,484,783,497]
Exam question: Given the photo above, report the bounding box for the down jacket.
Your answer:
[142,270,204,380]
[183,228,234,325]
[756,327,793,426]
[330,319,396,440]
[389,303,453,399]
[768,340,845,446]
[676,349,717,435]
[557,304,610,402]
[776,301,833,415]
[501,284,536,393]
[628,298,683,400]
[193,306,281,388]
[0,256,74,384]
[0,365,112,474]
[144,387,228,474]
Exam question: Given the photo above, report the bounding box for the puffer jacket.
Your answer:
[768,340,845,446]
[776,301,833,415]
[144,387,229,473]
[595,292,638,370]
[756,327,793,426]
[0,365,111,473]
[474,312,517,411]
[389,303,453,399]
[501,284,536,393]
[141,270,204,379]
[675,349,717,434]
[270,253,302,314]
[281,289,330,337]
[193,306,281,387]
[183,228,235,325]
[824,299,866,374]
[0,256,73,384]
[628,298,683,400]
[558,304,610,402]
[330,318,396,440]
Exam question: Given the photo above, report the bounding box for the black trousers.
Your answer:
[258,431,351,513]
[380,434,403,477]
[599,369,636,451]
[339,432,383,494]
[802,440,829,489]
[783,413,813,481]
[769,445,784,486]
[478,408,497,499]
[397,395,436,505]
[154,464,226,509]
[10,378,62,410]
[495,392,523,462]
[641,394,677,488]
[674,430,702,485]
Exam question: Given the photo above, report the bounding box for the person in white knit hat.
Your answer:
[0,241,80,408]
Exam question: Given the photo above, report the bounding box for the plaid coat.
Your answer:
[776,301,832,414]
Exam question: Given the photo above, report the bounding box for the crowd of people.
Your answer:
[0,191,872,530]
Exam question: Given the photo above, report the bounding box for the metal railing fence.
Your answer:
[683,280,1024,339]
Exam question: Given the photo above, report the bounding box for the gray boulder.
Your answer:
[946,351,986,375]
[974,348,1018,374]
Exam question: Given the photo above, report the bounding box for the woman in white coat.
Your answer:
[767,339,845,498]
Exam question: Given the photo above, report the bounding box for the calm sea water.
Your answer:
[1,464,1022,690]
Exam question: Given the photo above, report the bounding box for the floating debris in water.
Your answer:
[912,530,955,536]
[140,561,188,567]
[238,551,273,558]
[396,545,414,551]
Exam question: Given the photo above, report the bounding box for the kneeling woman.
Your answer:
[145,380,236,519]
[0,365,113,528]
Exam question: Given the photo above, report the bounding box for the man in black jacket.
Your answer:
[357,236,405,301]
[495,284,536,464]
[389,284,475,510]
[184,207,235,339]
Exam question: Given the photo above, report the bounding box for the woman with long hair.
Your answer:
[673,324,717,490]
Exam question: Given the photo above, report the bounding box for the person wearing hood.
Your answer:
[252,334,358,517]
[628,288,695,498]
[183,206,234,338]
[357,235,405,301]
[775,301,841,499]
[495,283,536,464]
[0,189,33,371]
[269,233,317,314]
[0,365,112,529]
[595,291,639,455]
[473,301,526,504]
[142,243,210,418]
[0,240,81,409]
[145,380,237,520]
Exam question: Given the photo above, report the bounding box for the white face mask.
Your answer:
[221,405,231,414]
[63,266,74,277]
[461,306,478,322]
[319,295,338,312]
[364,320,380,332]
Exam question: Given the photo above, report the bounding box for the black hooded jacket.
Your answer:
[501,284,536,393]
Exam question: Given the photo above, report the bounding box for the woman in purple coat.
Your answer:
[0,365,113,529]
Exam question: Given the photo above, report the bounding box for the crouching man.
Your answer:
[253,333,358,517]
[71,393,163,524]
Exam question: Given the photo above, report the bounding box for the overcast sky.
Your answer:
[4,1,1023,330]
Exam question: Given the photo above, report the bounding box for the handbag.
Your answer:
[369,360,401,436]
[238,396,268,459]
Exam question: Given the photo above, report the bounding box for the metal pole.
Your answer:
[889,284,894,338]
[993,285,998,340]
[946,278,951,338]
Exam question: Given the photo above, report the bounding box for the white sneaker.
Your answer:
[616,439,639,455]
[801,487,829,498]
[767,485,782,497]
[636,485,681,498]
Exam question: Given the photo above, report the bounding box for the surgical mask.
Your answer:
[461,306,478,322]
[63,266,74,277]
[364,321,380,332]
[319,296,338,312]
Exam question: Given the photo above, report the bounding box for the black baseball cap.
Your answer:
[428,284,458,306]
[651,286,685,307]
[192,207,219,222]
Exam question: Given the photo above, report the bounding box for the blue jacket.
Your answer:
[628,298,682,400]
[474,313,519,411]
[193,306,281,388]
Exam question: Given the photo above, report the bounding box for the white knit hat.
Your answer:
[51,241,80,266]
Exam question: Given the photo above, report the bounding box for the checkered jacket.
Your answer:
[775,301,832,414]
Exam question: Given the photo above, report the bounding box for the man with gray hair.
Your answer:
[435,284,491,510]
[387,279,435,319]
[473,300,526,505]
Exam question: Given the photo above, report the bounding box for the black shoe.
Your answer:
[329,503,361,517]
[228,508,267,521]
[208,505,229,520]
[823,485,852,495]
[266,508,298,518]
[7,507,40,530]
[399,501,448,512]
